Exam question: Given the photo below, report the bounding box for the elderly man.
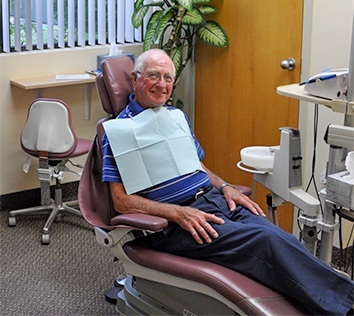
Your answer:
[102,49,353,315]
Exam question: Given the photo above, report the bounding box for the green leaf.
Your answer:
[144,1,165,7]
[198,5,217,16]
[132,1,166,28]
[175,99,184,110]
[169,47,183,76]
[132,5,150,28]
[182,8,204,25]
[197,21,229,47]
[194,0,211,4]
[134,0,144,10]
[156,10,175,38]
[176,0,194,11]
[143,11,164,50]
[143,9,175,51]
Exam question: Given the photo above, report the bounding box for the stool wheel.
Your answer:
[42,234,50,245]
[8,217,16,227]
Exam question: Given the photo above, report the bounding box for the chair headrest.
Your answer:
[96,55,134,116]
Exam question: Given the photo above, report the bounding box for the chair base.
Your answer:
[104,277,125,305]
[117,275,242,316]
[8,188,82,245]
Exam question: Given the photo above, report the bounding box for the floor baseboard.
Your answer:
[0,181,79,212]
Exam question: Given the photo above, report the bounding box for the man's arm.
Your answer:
[201,163,266,217]
[110,182,225,244]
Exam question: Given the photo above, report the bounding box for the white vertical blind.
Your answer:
[108,0,116,44]
[47,0,55,49]
[57,0,65,48]
[88,0,96,46]
[35,0,43,50]
[2,0,10,52]
[125,0,134,43]
[67,0,75,47]
[13,0,21,52]
[117,0,125,44]
[1,0,145,53]
[24,0,32,50]
[77,0,85,46]
[97,0,106,45]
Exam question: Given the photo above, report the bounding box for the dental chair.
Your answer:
[78,55,308,315]
[9,98,92,244]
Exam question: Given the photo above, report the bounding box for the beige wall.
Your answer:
[0,44,143,195]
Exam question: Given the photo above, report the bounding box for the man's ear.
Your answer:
[131,72,138,90]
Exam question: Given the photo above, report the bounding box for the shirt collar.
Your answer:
[127,93,172,117]
[126,93,146,117]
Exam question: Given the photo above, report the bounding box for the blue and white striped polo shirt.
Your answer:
[102,94,211,204]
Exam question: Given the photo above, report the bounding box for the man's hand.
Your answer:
[110,182,224,245]
[223,186,266,217]
[173,206,225,245]
[200,162,266,217]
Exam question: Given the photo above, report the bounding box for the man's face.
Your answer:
[133,53,175,108]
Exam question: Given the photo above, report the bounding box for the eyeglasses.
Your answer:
[137,71,175,83]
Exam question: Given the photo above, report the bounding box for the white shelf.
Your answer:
[276,83,354,116]
[11,74,96,120]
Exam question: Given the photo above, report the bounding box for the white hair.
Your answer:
[133,49,176,75]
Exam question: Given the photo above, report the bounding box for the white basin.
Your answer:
[240,146,275,171]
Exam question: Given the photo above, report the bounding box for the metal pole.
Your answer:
[344,9,354,127]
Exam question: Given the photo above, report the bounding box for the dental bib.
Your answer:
[103,106,203,194]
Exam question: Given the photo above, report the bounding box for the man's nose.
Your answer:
[155,77,168,86]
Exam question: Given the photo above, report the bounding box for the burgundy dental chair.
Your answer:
[78,56,307,315]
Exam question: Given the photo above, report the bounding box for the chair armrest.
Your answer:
[110,213,168,232]
[233,184,252,196]
[108,184,250,231]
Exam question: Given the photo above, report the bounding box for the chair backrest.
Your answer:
[21,98,78,158]
[79,55,134,228]
[96,55,135,116]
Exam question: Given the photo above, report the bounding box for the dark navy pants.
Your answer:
[148,188,353,315]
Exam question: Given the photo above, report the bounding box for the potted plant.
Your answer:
[132,0,228,106]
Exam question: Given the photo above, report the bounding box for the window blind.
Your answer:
[1,0,147,53]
